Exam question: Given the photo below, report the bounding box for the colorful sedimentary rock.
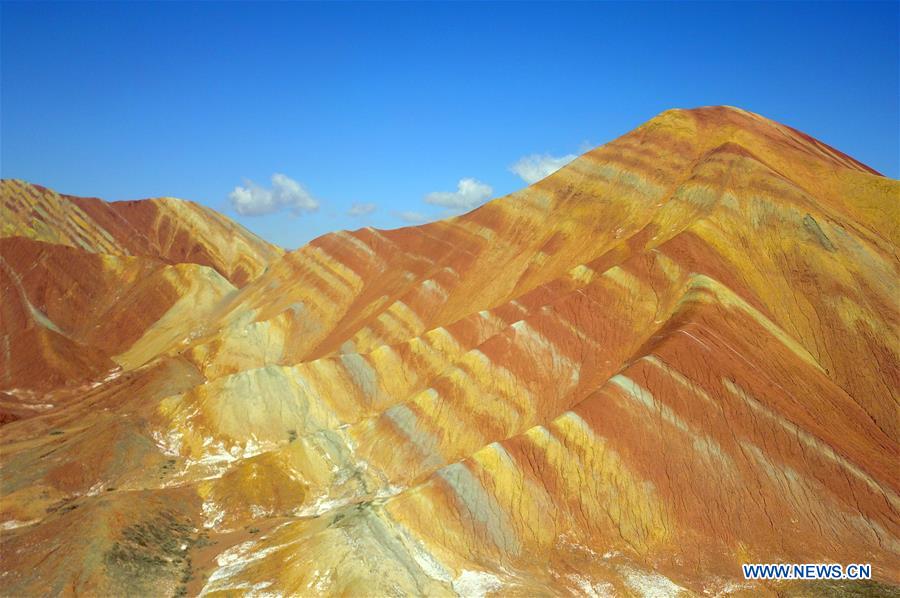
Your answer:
[1,106,897,596]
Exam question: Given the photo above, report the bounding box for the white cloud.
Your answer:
[510,153,577,184]
[229,173,319,216]
[424,178,493,210]
[347,202,377,217]
[395,210,430,224]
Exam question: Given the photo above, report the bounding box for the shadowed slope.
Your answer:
[0,237,236,396]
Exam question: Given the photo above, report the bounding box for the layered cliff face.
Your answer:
[1,106,898,597]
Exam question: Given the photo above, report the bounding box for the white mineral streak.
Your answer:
[617,564,686,598]
[0,519,39,530]
[200,539,297,596]
[567,574,615,598]
[451,570,503,598]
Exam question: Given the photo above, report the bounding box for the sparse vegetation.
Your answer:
[158,458,178,478]
[781,580,900,597]
[45,498,78,514]
[103,509,201,596]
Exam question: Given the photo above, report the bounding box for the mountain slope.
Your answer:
[0,179,283,287]
[0,106,897,597]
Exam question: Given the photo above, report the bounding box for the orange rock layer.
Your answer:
[1,179,283,287]
[0,106,898,597]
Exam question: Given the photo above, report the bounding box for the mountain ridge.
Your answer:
[1,178,284,287]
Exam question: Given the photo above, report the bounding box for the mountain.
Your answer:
[1,179,283,287]
[1,106,897,597]
[0,181,282,400]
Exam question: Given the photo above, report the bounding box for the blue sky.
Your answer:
[2,1,897,249]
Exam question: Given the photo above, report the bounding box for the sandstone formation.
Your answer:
[0,106,897,596]
[1,179,283,287]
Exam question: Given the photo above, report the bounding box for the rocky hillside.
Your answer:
[1,106,897,596]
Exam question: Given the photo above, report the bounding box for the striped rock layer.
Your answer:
[1,179,283,287]
[0,106,898,597]
[0,182,282,397]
